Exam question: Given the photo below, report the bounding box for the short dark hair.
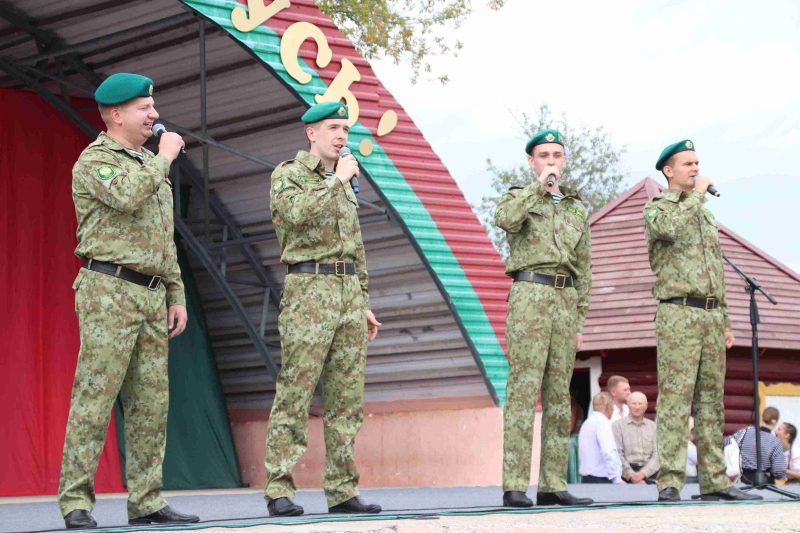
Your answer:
[784,422,797,446]
[660,154,677,180]
[763,406,780,425]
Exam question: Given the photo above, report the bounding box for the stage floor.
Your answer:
[2,484,799,532]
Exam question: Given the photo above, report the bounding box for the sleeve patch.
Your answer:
[96,165,116,180]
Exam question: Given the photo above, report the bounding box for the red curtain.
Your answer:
[0,87,123,495]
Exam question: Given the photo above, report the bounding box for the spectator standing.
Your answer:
[607,376,630,422]
[579,392,624,484]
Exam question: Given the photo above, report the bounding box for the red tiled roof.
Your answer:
[583,177,800,352]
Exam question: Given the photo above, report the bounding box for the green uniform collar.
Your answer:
[295,150,326,173]
[93,132,154,157]
[558,185,581,200]
[658,188,687,203]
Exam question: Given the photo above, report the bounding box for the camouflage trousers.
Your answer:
[58,268,169,519]
[655,302,730,494]
[264,273,367,507]
[502,281,579,492]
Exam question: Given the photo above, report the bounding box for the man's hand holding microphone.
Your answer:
[537,164,560,191]
[152,123,185,164]
[693,175,720,197]
[336,147,360,193]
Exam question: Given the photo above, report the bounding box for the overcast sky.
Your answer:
[371,0,800,276]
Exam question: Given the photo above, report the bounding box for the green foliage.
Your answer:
[478,104,627,257]
[315,0,505,83]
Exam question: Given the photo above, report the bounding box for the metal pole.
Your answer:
[199,17,210,243]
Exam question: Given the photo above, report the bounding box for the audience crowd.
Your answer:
[574,376,798,487]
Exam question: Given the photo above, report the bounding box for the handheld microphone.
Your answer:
[546,174,556,187]
[338,146,359,194]
[692,176,720,197]
[151,123,186,155]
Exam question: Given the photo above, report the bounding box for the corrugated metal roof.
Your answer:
[583,177,800,352]
[0,0,510,409]
[180,0,511,402]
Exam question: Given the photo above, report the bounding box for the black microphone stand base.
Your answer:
[740,472,800,499]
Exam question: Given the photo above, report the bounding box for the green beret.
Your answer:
[525,129,564,155]
[94,73,154,105]
[656,139,695,171]
[301,102,348,124]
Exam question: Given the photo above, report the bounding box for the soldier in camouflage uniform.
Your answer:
[495,130,593,508]
[645,139,759,502]
[58,73,199,529]
[263,102,382,517]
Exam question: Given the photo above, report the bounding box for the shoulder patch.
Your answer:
[96,166,116,180]
[272,177,286,194]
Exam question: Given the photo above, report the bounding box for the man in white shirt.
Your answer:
[607,375,630,422]
[686,417,698,483]
[579,392,625,484]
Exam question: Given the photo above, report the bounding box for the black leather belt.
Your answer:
[661,296,720,310]
[82,258,162,290]
[287,261,357,276]
[512,271,574,288]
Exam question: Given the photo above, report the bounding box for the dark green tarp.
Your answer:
[116,213,242,489]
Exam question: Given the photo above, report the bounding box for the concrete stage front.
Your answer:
[2,484,799,532]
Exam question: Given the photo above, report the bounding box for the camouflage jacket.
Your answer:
[643,188,730,328]
[495,180,592,328]
[270,150,369,305]
[72,132,185,306]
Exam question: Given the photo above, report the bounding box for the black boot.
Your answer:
[503,491,533,507]
[328,496,381,514]
[129,505,200,525]
[536,491,593,506]
[658,487,681,502]
[64,509,97,529]
[267,497,304,517]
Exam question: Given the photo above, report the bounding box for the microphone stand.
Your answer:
[723,253,798,499]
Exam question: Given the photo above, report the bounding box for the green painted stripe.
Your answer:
[182,0,508,402]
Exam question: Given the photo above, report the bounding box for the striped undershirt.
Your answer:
[124,148,145,163]
[725,426,787,479]
[551,191,565,205]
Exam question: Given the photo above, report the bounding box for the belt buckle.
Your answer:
[705,297,716,310]
[335,260,346,277]
[554,273,567,289]
[147,276,162,291]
